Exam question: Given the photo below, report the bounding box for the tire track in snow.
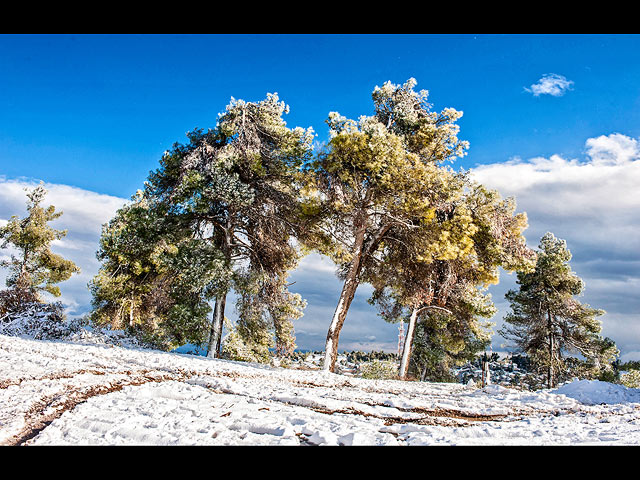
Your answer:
[3,368,196,446]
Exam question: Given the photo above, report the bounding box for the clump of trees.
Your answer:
[90,94,315,356]
[85,80,618,378]
[0,79,619,387]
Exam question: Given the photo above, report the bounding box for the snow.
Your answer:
[2,333,640,445]
[552,379,640,405]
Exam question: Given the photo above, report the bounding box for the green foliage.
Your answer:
[302,79,470,271]
[301,79,479,372]
[0,183,80,302]
[90,94,314,358]
[500,232,617,388]
[233,269,305,360]
[366,172,535,381]
[89,192,226,350]
[407,299,493,382]
[620,370,640,388]
[620,360,640,371]
[358,360,400,380]
[86,79,598,379]
[220,316,270,364]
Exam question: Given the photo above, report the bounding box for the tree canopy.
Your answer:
[91,94,315,357]
[367,179,536,379]
[300,78,532,372]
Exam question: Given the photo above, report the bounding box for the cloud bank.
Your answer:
[471,133,640,361]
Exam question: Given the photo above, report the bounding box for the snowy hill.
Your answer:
[2,333,640,445]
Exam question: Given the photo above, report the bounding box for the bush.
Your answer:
[0,299,76,340]
[0,293,155,351]
[358,360,399,380]
[620,370,640,389]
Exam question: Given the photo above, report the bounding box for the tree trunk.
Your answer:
[547,308,555,389]
[207,215,233,359]
[323,219,368,372]
[207,294,227,358]
[399,308,419,380]
[323,258,364,372]
[322,195,391,372]
[128,294,135,327]
[398,305,451,380]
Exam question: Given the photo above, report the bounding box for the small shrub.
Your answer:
[0,300,75,339]
[620,370,640,389]
[358,360,399,380]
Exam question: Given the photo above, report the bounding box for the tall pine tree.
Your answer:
[499,232,615,388]
[302,79,471,372]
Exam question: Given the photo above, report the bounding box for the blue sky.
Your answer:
[2,34,640,360]
[3,34,640,196]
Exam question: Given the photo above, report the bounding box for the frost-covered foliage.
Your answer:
[500,232,617,389]
[358,360,399,380]
[0,300,70,340]
[304,78,474,373]
[0,184,86,343]
[0,302,154,350]
[89,193,220,352]
[220,317,271,364]
[92,93,315,360]
[621,370,640,389]
[0,183,80,300]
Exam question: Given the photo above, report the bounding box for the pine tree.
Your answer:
[367,179,535,379]
[149,94,314,359]
[408,291,494,382]
[302,79,471,372]
[92,94,314,358]
[0,183,80,313]
[499,232,615,388]
[89,192,223,349]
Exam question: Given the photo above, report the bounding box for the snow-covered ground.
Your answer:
[2,334,640,446]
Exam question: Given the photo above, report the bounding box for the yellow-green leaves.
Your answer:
[0,183,80,300]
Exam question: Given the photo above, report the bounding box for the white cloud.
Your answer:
[586,133,640,166]
[0,177,128,236]
[471,133,640,356]
[471,133,640,252]
[525,73,574,97]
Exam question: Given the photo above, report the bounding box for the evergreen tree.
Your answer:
[91,94,314,358]
[499,232,615,388]
[408,298,492,382]
[89,192,223,349]
[0,183,80,313]
[368,180,535,379]
[302,78,471,372]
